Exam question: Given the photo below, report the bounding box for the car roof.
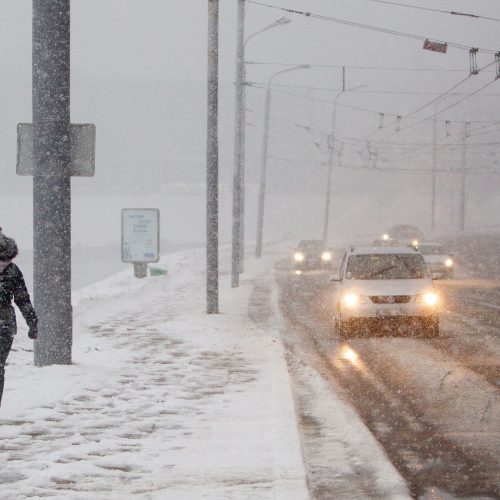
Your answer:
[347,246,420,256]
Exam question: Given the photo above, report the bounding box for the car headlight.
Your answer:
[294,252,304,262]
[416,292,438,306]
[412,239,419,247]
[343,294,367,307]
[445,258,453,268]
[321,251,332,261]
[382,234,389,241]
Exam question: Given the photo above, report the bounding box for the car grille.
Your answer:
[370,295,412,304]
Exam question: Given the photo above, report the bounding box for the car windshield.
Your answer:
[346,254,428,280]
[298,242,324,253]
[418,245,444,255]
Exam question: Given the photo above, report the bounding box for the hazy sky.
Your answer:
[1,1,499,81]
[1,1,499,239]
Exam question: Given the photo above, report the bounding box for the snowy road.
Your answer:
[276,262,500,499]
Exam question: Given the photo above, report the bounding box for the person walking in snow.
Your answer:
[0,228,38,407]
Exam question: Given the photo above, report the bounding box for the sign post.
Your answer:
[121,209,160,278]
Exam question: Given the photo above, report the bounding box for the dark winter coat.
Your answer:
[0,235,37,337]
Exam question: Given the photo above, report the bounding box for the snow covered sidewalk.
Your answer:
[0,249,308,499]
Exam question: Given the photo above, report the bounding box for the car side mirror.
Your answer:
[432,271,444,280]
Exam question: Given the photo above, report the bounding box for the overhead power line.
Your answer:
[248,1,500,53]
[359,0,500,23]
[257,81,500,98]
[248,82,499,127]
[246,61,496,73]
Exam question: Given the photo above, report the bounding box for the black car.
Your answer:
[293,240,333,271]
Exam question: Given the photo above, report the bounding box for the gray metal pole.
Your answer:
[459,123,467,232]
[323,96,339,243]
[207,0,219,313]
[431,114,437,232]
[231,0,245,287]
[255,86,271,259]
[239,62,246,274]
[255,65,309,259]
[33,0,72,366]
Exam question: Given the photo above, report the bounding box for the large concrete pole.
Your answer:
[231,0,245,287]
[207,0,219,313]
[33,0,72,365]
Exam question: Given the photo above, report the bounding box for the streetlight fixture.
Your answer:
[255,65,311,259]
[322,83,367,243]
[232,10,292,286]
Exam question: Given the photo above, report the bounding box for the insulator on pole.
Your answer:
[379,113,384,128]
[495,52,500,79]
[469,48,479,75]
[445,120,451,136]
[396,116,402,132]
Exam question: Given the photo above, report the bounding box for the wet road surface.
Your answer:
[276,262,500,499]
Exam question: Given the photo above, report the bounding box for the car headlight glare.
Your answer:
[382,234,389,241]
[321,251,332,261]
[412,239,419,247]
[343,294,367,307]
[445,258,453,268]
[417,292,438,306]
[294,252,304,262]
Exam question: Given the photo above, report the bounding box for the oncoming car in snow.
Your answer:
[332,246,440,338]
[293,240,333,272]
[387,224,424,247]
[417,242,454,279]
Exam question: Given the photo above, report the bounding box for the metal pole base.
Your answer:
[134,262,148,278]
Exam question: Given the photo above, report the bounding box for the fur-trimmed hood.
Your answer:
[0,230,18,261]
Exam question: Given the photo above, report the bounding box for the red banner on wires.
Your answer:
[423,39,448,54]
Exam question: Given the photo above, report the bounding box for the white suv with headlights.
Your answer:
[332,246,440,338]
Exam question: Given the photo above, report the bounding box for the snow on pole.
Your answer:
[33,0,72,366]
[207,0,219,313]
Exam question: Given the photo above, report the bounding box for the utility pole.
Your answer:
[231,0,245,287]
[323,67,345,243]
[459,122,469,232]
[255,65,309,259]
[207,0,219,313]
[33,0,72,366]
[431,115,437,233]
[323,98,339,243]
[255,86,271,259]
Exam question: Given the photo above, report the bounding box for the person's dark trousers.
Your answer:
[0,334,14,407]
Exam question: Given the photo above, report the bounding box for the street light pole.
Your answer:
[322,92,340,243]
[431,114,437,233]
[207,0,219,313]
[33,0,72,366]
[255,65,309,259]
[232,15,291,285]
[459,122,469,232]
[231,0,245,288]
[322,79,366,243]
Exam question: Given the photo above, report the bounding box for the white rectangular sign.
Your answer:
[17,123,96,177]
[121,208,160,263]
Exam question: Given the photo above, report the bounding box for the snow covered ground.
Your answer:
[0,247,408,498]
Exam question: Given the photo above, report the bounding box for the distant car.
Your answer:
[418,242,454,279]
[332,246,440,338]
[387,225,424,247]
[293,240,333,271]
[372,237,401,247]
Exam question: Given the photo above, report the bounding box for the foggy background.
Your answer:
[1,0,499,285]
